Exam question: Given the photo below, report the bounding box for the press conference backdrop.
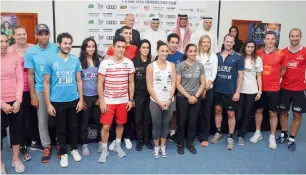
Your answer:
[84,0,219,56]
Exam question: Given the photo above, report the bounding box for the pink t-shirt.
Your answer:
[10,44,32,91]
[1,53,24,107]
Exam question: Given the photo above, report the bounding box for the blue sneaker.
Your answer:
[288,138,296,152]
[276,134,289,144]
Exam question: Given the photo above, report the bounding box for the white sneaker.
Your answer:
[12,159,24,173]
[250,132,262,143]
[108,140,116,151]
[70,149,82,162]
[269,135,277,150]
[98,141,103,153]
[124,139,132,149]
[60,154,68,168]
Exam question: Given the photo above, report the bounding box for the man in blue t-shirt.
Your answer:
[211,34,244,150]
[24,24,58,163]
[166,33,184,142]
[44,33,84,168]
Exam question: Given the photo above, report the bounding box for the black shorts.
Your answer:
[214,92,239,111]
[255,91,280,112]
[280,88,306,113]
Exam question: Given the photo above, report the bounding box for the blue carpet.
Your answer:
[2,113,306,174]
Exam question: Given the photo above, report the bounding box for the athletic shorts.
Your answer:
[255,91,280,112]
[100,103,127,125]
[280,88,306,113]
[213,92,238,111]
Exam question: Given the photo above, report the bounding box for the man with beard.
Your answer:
[43,32,83,167]
[24,24,58,163]
[191,16,218,53]
[277,28,306,151]
[170,14,192,52]
[143,17,167,58]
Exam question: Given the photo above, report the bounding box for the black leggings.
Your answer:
[237,93,257,137]
[176,96,201,146]
[79,95,101,144]
[135,95,151,141]
[198,89,214,142]
[20,91,40,146]
[52,99,79,155]
[1,101,22,151]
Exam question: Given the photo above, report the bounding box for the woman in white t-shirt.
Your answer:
[146,41,176,158]
[196,35,218,147]
[236,40,263,145]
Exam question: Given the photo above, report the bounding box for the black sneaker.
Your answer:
[136,140,143,151]
[41,146,52,163]
[144,139,153,149]
[177,144,184,154]
[31,142,44,152]
[186,144,197,154]
[276,135,289,144]
[168,134,177,144]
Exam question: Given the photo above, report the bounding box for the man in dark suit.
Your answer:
[115,13,141,47]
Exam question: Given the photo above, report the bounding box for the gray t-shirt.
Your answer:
[240,57,263,94]
[176,61,205,97]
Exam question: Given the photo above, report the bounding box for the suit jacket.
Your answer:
[115,28,141,48]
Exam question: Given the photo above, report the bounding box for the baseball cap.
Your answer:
[35,24,50,34]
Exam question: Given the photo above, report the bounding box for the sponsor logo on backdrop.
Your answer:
[98,19,104,25]
[196,23,200,27]
[149,14,155,18]
[167,7,175,11]
[106,36,114,40]
[144,21,150,26]
[120,5,127,9]
[189,23,193,27]
[97,3,103,9]
[153,6,164,11]
[103,44,112,47]
[88,29,100,32]
[106,5,117,9]
[188,16,197,20]
[136,13,146,18]
[120,21,126,25]
[179,8,193,12]
[88,12,99,17]
[166,15,176,19]
[158,13,164,18]
[103,28,113,32]
[106,20,117,25]
[165,29,171,33]
[103,13,113,17]
[98,35,104,40]
[197,8,206,13]
[88,4,94,8]
[166,22,175,26]
[116,13,127,17]
[130,5,140,10]
[89,36,94,39]
[88,20,94,24]
[144,6,149,11]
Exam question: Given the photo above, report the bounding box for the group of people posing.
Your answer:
[1,13,305,174]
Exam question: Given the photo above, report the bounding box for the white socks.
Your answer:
[116,138,121,143]
[102,143,107,148]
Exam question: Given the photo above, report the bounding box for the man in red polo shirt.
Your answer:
[277,28,306,151]
[250,31,288,150]
[106,26,137,60]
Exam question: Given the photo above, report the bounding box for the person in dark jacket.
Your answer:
[221,26,243,53]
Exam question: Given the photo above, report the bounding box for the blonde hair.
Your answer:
[197,35,211,56]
